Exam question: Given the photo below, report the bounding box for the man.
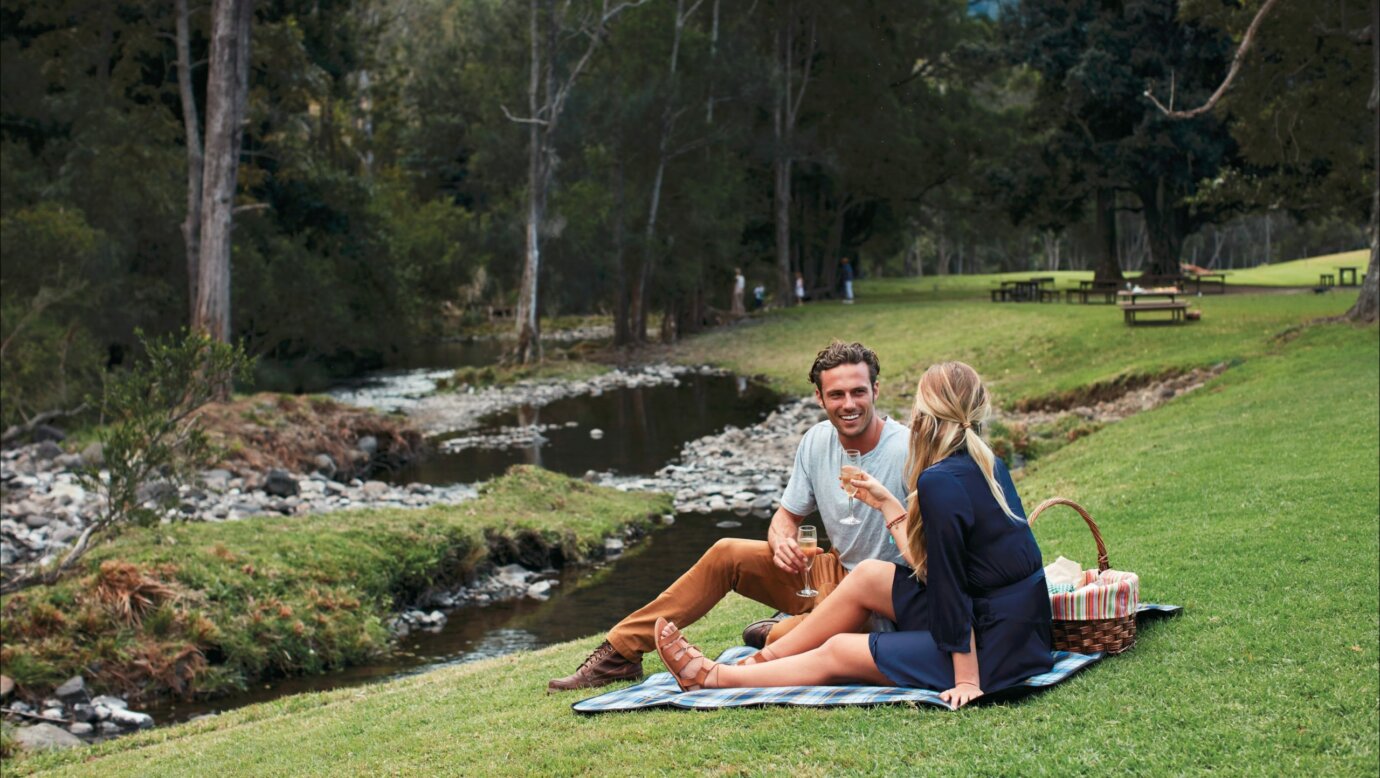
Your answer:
[731,268,747,316]
[548,341,911,692]
[840,257,855,304]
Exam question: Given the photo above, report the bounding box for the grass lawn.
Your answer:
[1225,250,1371,287]
[11,294,1377,776]
[675,283,1355,412]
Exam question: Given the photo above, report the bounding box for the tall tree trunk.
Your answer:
[638,0,693,345]
[194,0,252,352]
[514,0,548,365]
[774,155,792,304]
[1344,0,1379,322]
[771,4,814,305]
[612,150,631,347]
[1093,187,1124,283]
[176,0,203,315]
[1138,178,1186,279]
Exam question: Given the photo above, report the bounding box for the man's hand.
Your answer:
[767,508,807,574]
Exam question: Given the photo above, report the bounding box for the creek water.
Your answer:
[145,511,768,723]
[389,373,782,484]
[146,356,787,723]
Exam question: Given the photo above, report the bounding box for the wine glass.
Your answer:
[838,448,863,526]
[796,525,819,597]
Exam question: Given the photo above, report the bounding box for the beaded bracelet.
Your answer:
[885,513,907,530]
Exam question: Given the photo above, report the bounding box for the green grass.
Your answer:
[679,285,1355,413]
[0,467,670,704]
[1226,249,1370,287]
[11,301,1377,775]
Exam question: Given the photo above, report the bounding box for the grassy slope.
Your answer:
[674,287,1351,413]
[16,307,1377,776]
[1225,250,1370,287]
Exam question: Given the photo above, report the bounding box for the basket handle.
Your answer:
[1027,497,1110,572]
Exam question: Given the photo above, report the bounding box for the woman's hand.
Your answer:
[939,682,983,709]
[845,471,899,513]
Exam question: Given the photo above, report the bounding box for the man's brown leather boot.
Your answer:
[546,640,642,692]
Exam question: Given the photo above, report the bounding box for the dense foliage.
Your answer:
[0,0,1371,413]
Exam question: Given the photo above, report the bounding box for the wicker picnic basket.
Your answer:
[1028,497,1138,655]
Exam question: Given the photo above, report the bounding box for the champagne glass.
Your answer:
[796,525,819,597]
[838,448,863,526]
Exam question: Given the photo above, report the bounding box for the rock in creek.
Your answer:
[13,723,83,751]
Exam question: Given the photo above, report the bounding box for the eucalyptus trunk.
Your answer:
[193,0,252,352]
[1344,0,1379,322]
[175,0,203,313]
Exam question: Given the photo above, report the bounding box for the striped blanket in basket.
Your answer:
[1050,569,1139,621]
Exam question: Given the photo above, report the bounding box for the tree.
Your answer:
[1007,0,1239,279]
[193,0,254,346]
[507,0,649,364]
[1158,0,1377,322]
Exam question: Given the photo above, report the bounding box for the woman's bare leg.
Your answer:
[713,634,891,687]
[756,559,898,661]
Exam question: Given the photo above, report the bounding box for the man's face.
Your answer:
[815,362,878,439]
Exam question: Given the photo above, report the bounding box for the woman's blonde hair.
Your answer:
[902,361,1018,579]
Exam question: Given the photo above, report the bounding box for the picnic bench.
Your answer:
[1118,290,1190,325]
[1068,279,1120,304]
[1337,266,1360,286]
[991,277,1059,303]
[1319,273,1336,287]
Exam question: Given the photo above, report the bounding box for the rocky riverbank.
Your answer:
[1,676,153,751]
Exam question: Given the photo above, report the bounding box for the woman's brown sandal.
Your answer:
[734,647,777,666]
[654,617,717,692]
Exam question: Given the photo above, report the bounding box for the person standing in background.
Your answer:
[841,258,855,304]
[795,272,806,305]
[731,268,746,316]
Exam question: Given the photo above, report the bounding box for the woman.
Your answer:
[654,361,1052,708]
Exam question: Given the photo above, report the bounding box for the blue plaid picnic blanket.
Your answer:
[571,603,1180,714]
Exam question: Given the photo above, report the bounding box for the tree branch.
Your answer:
[501,104,550,125]
[1145,0,1283,119]
[0,404,89,445]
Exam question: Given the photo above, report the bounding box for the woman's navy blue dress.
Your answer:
[869,451,1053,693]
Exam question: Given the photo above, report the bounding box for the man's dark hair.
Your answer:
[808,341,880,390]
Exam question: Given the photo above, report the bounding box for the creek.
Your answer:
[147,350,786,723]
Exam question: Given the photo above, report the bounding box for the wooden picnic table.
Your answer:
[1183,271,1227,295]
[1117,289,1190,325]
[1337,266,1360,286]
[1118,289,1185,304]
[991,277,1058,303]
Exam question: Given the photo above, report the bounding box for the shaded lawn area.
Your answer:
[14,318,1377,776]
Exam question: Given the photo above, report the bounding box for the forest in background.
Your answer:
[0,0,1372,423]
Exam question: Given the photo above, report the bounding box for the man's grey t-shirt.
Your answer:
[779,417,910,570]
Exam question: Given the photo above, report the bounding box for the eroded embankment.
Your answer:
[0,467,669,715]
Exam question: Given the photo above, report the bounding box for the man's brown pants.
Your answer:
[606,538,849,662]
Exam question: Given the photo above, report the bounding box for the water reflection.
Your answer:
[389,374,781,485]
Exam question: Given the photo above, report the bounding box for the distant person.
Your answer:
[752,283,766,311]
[795,272,806,305]
[653,362,1053,709]
[547,342,910,692]
[731,268,746,316]
[841,257,855,304]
